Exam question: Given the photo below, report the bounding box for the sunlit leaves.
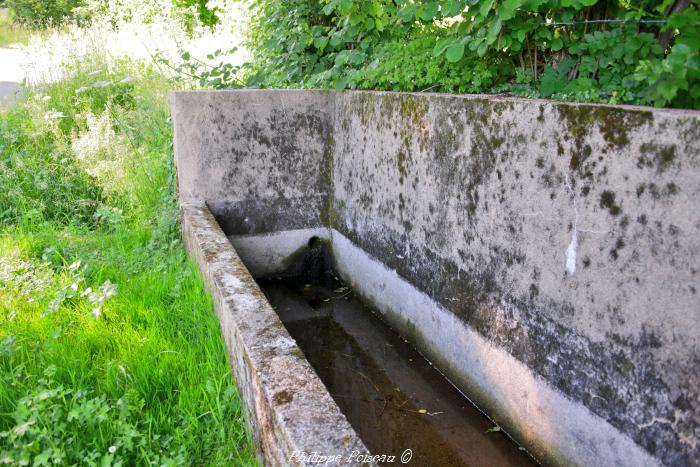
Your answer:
[246,0,700,108]
[441,0,465,17]
[419,2,440,21]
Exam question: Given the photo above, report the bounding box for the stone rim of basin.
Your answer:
[180,203,373,466]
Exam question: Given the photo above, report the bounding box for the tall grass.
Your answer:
[0,58,257,465]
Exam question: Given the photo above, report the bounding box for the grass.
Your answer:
[0,9,32,47]
[0,57,257,465]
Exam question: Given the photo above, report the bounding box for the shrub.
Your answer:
[245,0,699,109]
[7,0,86,27]
[173,0,219,30]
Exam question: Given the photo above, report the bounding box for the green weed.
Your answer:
[0,8,32,46]
[0,58,257,465]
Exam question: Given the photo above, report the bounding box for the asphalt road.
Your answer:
[0,46,24,107]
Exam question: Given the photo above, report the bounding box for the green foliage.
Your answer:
[7,0,87,28]
[245,0,700,109]
[540,24,664,102]
[0,61,257,465]
[245,0,334,87]
[0,106,103,226]
[353,28,503,92]
[634,3,700,107]
[173,0,219,29]
[0,8,33,46]
[157,48,246,89]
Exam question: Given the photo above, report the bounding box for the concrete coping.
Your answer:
[180,203,372,466]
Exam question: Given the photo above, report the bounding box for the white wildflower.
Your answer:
[0,255,54,298]
[71,111,129,193]
[43,110,65,121]
[87,280,118,319]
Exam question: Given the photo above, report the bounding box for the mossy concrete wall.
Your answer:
[332,92,699,467]
[172,90,334,235]
[171,90,700,467]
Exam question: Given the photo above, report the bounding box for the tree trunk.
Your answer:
[659,0,691,50]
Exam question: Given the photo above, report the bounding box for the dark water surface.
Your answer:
[259,275,537,467]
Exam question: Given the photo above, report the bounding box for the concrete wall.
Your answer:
[171,90,700,467]
[172,90,334,235]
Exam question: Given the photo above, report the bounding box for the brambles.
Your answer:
[6,0,87,27]
[245,0,699,109]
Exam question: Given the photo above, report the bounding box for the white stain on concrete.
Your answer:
[222,273,243,290]
[266,336,297,351]
[566,230,578,275]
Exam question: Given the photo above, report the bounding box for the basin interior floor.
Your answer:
[258,273,537,467]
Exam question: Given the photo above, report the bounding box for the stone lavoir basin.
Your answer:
[258,242,536,467]
[171,90,700,467]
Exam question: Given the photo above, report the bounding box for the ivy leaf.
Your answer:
[322,1,337,15]
[329,32,344,47]
[314,37,328,51]
[540,60,575,96]
[397,4,418,22]
[420,2,440,21]
[497,0,521,20]
[433,38,452,57]
[551,37,563,51]
[334,77,349,90]
[479,0,494,18]
[657,80,678,102]
[349,51,366,65]
[441,0,465,17]
[445,43,465,62]
[487,17,502,44]
[375,17,384,31]
[334,50,350,66]
[339,0,353,14]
